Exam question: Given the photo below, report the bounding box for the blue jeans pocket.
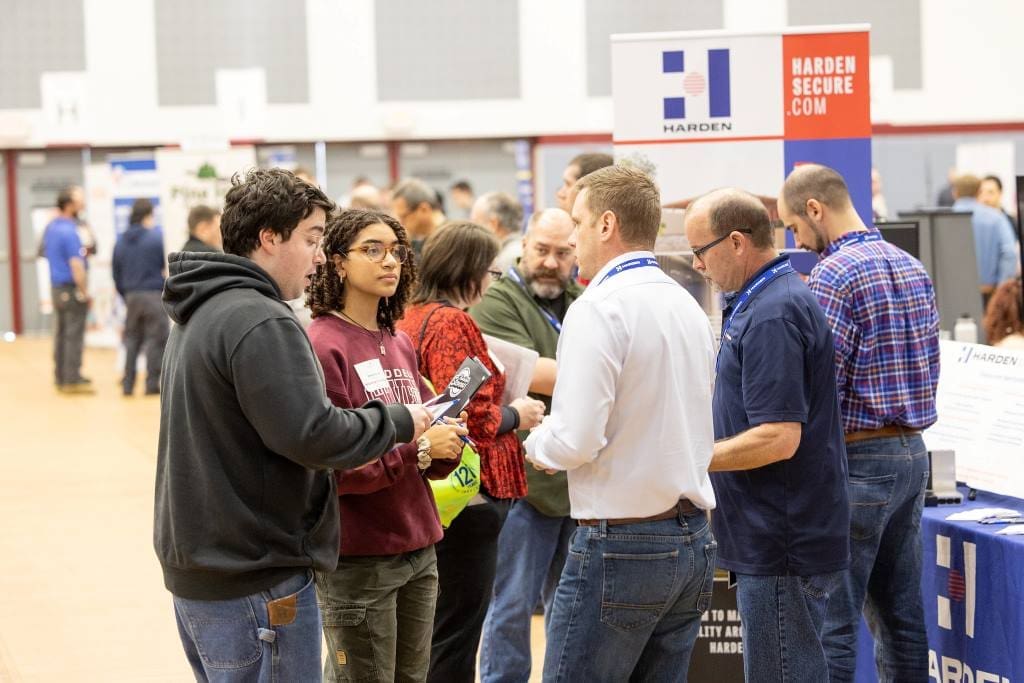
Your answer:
[848,473,898,541]
[600,550,679,631]
[696,540,718,613]
[176,597,262,670]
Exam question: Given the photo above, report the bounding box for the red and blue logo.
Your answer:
[662,49,731,120]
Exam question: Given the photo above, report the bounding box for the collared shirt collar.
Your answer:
[822,229,871,259]
[591,250,657,285]
[725,254,790,307]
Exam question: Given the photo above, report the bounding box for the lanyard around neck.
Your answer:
[596,257,661,286]
[506,268,563,333]
[721,260,794,343]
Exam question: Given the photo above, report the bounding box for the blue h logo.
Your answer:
[662,49,731,120]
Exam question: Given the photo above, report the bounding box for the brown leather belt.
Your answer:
[577,499,702,527]
[844,424,920,444]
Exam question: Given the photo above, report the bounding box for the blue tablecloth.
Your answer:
[855,486,1024,682]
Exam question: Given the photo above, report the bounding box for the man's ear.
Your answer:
[805,198,824,222]
[257,227,278,252]
[598,210,616,242]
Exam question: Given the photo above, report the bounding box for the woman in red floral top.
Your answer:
[397,221,546,683]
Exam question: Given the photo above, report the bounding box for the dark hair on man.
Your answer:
[982,175,1003,192]
[704,189,774,249]
[306,209,415,334]
[575,165,661,248]
[569,152,614,179]
[392,178,435,213]
[412,221,499,305]
[781,164,854,218]
[478,191,524,233]
[187,204,220,235]
[220,168,334,257]
[56,186,78,212]
[450,180,473,193]
[433,188,446,214]
[952,174,981,200]
[129,198,154,225]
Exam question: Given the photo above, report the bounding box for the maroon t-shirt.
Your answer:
[308,314,458,556]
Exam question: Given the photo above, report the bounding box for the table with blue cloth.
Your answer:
[854,485,1024,683]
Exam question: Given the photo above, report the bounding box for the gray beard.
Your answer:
[528,280,565,300]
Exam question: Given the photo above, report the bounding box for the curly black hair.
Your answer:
[306,209,416,334]
[221,168,335,256]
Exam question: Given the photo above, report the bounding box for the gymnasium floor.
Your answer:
[0,337,544,682]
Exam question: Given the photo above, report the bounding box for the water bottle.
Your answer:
[953,314,978,343]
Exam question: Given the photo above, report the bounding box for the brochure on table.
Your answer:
[924,341,1024,500]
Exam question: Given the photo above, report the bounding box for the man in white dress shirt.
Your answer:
[525,165,718,682]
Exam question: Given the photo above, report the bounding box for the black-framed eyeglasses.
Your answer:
[348,243,411,264]
[691,228,753,262]
[487,269,504,281]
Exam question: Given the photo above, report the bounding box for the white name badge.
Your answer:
[354,358,390,394]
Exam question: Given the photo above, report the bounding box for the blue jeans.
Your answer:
[480,499,575,683]
[173,571,321,682]
[542,508,716,682]
[736,571,843,682]
[823,434,930,683]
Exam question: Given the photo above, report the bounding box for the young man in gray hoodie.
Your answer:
[154,168,431,681]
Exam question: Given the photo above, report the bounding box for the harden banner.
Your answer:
[612,25,872,224]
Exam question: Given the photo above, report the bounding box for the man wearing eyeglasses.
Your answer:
[684,188,849,683]
[471,207,584,683]
[779,164,939,683]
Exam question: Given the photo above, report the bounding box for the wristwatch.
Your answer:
[416,436,432,470]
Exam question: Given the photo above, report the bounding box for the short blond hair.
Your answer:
[575,165,661,248]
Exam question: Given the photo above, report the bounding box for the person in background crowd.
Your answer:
[952,173,1019,305]
[979,174,1017,224]
[870,167,888,221]
[44,185,93,394]
[936,167,957,207]
[684,187,849,683]
[182,204,222,253]
[349,183,383,210]
[527,166,718,681]
[471,191,525,273]
[554,152,613,212]
[155,168,431,682]
[984,277,1024,348]
[397,222,546,683]
[393,178,444,257]
[306,209,468,682]
[472,208,583,683]
[112,198,168,396]
[292,166,317,186]
[780,164,940,682]
[450,179,475,218]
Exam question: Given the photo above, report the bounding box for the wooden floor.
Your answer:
[0,337,544,682]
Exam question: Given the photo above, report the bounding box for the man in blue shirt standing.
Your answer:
[779,164,940,682]
[951,173,1019,305]
[112,198,168,396]
[684,188,849,682]
[44,185,93,394]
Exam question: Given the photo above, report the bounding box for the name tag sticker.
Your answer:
[354,358,389,394]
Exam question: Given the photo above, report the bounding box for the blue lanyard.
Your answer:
[838,230,882,249]
[717,260,794,372]
[596,257,660,286]
[506,268,564,334]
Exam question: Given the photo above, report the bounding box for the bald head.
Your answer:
[527,207,573,239]
[688,188,774,249]
[781,164,854,217]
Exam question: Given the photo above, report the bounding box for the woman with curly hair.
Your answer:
[306,209,468,683]
[396,221,546,683]
[983,277,1024,348]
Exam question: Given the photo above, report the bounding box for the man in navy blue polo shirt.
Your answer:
[684,188,849,682]
[43,185,93,394]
